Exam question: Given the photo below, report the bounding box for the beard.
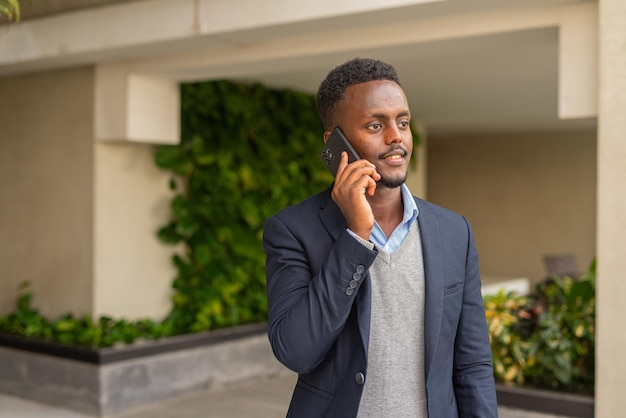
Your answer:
[378,173,407,189]
[375,145,409,189]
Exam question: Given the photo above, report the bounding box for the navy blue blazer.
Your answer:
[263,187,498,417]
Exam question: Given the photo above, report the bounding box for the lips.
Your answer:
[380,147,407,161]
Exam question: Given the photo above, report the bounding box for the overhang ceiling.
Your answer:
[242,28,576,136]
[191,0,598,136]
[2,0,598,136]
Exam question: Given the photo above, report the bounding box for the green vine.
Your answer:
[155,80,332,334]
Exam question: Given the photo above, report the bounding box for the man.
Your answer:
[263,57,498,417]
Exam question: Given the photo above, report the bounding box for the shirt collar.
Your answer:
[370,184,419,249]
[401,183,419,224]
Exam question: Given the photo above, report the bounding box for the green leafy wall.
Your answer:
[155,80,333,334]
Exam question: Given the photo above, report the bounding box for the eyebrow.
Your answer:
[364,110,411,119]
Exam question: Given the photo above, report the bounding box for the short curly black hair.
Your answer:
[316,57,401,130]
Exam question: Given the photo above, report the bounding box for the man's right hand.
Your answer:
[331,151,381,241]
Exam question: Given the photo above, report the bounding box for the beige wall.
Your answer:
[596,0,626,414]
[93,141,176,320]
[427,131,596,285]
[0,67,95,317]
[0,67,177,321]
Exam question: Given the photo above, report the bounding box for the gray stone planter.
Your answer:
[0,323,286,416]
[496,383,594,418]
[0,325,596,418]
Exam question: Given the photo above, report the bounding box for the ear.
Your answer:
[323,131,332,143]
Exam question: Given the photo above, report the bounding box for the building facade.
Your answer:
[0,0,624,415]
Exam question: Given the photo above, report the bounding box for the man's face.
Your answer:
[335,80,413,189]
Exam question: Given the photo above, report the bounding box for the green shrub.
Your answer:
[485,259,596,394]
[0,282,169,347]
[154,80,331,334]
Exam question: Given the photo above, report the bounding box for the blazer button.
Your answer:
[355,372,365,385]
[356,265,365,274]
[345,287,355,296]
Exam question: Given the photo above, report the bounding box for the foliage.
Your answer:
[0,282,170,348]
[485,259,596,394]
[0,0,20,22]
[154,80,332,334]
[484,291,533,384]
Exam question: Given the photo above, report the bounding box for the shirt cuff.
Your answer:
[347,229,375,250]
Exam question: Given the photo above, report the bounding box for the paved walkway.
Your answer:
[0,373,570,418]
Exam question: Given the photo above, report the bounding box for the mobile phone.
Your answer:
[320,127,360,177]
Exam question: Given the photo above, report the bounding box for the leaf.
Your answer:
[193,244,211,266]
[0,0,20,21]
[155,146,189,174]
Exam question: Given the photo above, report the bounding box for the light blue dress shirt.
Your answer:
[370,184,419,252]
[347,184,419,253]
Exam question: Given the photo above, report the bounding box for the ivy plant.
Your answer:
[154,80,332,334]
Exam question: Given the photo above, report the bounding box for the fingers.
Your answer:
[334,151,350,180]
[331,152,379,240]
[335,152,379,190]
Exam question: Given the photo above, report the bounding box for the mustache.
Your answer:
[379,145,408,160]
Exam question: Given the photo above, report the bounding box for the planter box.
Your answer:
[0,323,286,416]
[0,325,595,418]
[496,383,594,418]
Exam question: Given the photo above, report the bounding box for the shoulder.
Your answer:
[265,187,334,232]
[414,196,465,222]
[413,195,473,238]
[263,186,342,249]
[272,187,331,219]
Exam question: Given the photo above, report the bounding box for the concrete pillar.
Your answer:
[95,64,180,144]
[595,0,626,415]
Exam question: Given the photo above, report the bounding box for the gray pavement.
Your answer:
[0,373,570,418]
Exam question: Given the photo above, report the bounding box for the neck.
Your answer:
[368,185,404,237]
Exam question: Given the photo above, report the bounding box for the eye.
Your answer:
[369,123,382,130]
[398,120,410,129]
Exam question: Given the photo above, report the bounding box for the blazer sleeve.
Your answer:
[452,217,499,417]
[263,214,377,374]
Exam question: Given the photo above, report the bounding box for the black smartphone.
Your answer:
[320,127,360,177]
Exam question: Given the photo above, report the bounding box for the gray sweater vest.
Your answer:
[357,222,428,417]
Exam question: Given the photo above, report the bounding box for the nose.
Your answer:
[384,124,402,145]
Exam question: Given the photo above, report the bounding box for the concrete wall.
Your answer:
[427,131,596,285]
[0,67,95,317]
[596,0,626,414]
[0,325,285,416]
[93,141,175,320]
[0,67,177,321]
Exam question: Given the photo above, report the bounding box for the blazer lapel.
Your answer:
[416,199,444,381]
